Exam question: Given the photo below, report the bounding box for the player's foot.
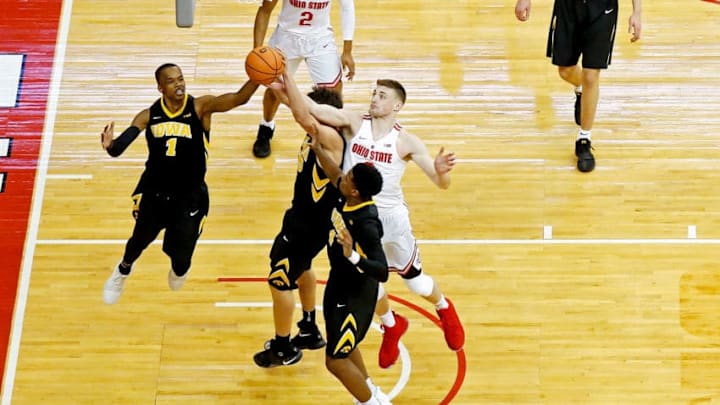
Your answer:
[291,320,326,350]
[252,124,274,158]
[253,339,302,368]
[574,91,582,126]
[103,262,130,305]
[353,388,393,405]
[574,138,595,172]
[167,269,188,291]
[378,312,408,368]
[437,298,465,351]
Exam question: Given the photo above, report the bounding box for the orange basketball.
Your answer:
[245,46,285,85]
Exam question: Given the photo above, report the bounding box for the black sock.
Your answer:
[118,261,132,275]
[273,334,291,351]
[302,310,316,325]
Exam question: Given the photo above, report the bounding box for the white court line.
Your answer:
[36,237,720,245]
[1,1,74,404]
[215,302,411,400]
[46,174,92,180]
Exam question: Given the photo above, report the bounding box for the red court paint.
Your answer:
[0,0,63,392]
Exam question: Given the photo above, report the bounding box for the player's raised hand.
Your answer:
[515,0,531,21]
[101,121,114,150]
[337,228,354,258]
[434,146,456,175]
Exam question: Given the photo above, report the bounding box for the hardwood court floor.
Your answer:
[6,0,720,404]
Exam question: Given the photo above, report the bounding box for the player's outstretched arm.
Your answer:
[196,80,260,116]
[102,108,149,157]
[402,130,455,189]
[253,0,278,48]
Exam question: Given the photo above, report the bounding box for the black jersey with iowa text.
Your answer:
[290,134,344,226]
[327,201,388,292]
[136,95,208,195]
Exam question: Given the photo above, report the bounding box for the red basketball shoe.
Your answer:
[437,298,465,351]
[378,312,409,368]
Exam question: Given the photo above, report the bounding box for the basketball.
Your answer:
[245,46,285,85]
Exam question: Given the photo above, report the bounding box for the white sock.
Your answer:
[574,85,582,94]
[366,377,377,392]
[577,129,591,141]
[379,310,396,328]
[359,393,379,405]
[260,119,275,129]
[435,295,449,310]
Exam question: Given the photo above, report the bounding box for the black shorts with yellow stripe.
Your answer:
[323,278,378,359]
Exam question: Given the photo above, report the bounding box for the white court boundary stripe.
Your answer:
[215,302,411,399]
[36,238,720,245]
[2,1,74,404]
[46,174,92,180]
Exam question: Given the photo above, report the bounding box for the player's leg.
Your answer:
[384,208,465,351]
[103,192,164,304]
[254,221,325,367]
[162,186,209,290]
[375,283,409,369]
[293,266,326,350]
[574,6,619,172]
[324,283,383,404]
[252,29,302,158]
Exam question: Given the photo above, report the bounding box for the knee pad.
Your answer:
[403,273,434,297]
[377,283,386,302]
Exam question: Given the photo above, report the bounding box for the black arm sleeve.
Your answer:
[354,219,389,282]
[106,126,141,157]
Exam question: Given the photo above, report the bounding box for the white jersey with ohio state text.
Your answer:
[343,115,407,211]
[275,0,334,36]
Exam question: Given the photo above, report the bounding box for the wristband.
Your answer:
[348,250,360,265]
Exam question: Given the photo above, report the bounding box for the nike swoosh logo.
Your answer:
[282,357,297,365]
[189,210,199,217]
[183,113,192,118]
[152,116,161,119]
[298,332,312,337]
[604,8,614,14]
[336,303,346,308]
[282,235,289,242]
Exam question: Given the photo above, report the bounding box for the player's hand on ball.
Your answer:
[101,121,114,150]
[434,146,456,175]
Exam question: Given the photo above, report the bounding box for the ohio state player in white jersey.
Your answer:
[250,0,356,159]
[291,77,466,369]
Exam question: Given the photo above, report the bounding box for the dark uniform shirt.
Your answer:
[135,94,208,195]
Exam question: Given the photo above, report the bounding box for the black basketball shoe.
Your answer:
[574,138,595,173]
[253,339,302,368]
[253,124,274,158]
[291,321,326,350]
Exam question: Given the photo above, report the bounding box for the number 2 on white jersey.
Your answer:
[299,11,313,26]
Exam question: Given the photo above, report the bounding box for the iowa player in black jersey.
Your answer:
[253,86,346,367]
[275,69,391,404]
[100,63,260,305]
